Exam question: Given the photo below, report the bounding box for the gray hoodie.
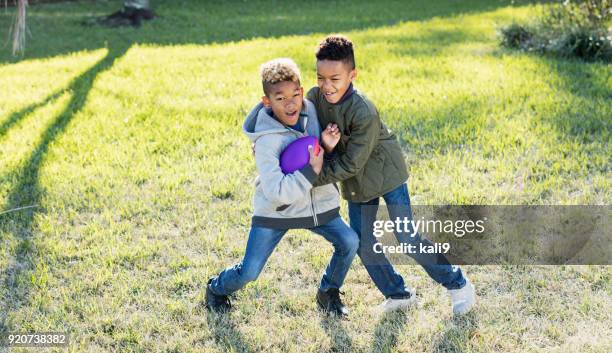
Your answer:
[243,100,340,229]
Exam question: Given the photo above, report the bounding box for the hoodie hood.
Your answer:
[242,101,312,143]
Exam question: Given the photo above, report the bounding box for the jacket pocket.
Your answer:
[360,147,385,199]
[275,204,290,212]
[338,134,351,153]
[312,184,340,214]
[273,196,311,219]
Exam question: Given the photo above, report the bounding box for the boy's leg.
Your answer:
[383,183,466,290]
[209,226,287,296]
[348,199,412,298]
[309,216,359,291]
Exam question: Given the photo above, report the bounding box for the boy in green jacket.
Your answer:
[308,35,475,315]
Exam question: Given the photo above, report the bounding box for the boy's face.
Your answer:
[262,81,304,126]
[316,59,357,104]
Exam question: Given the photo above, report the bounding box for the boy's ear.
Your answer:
[350,69,358,81]
[261,95,271,107]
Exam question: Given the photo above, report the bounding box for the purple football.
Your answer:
[280,136,320,174]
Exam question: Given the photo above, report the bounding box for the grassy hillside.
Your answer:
[0,0,610,352]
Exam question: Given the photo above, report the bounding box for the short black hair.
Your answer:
[315,35,355,70]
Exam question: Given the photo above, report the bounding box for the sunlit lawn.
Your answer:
[0,0,610,352]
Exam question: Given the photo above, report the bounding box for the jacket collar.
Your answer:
[333,83,355,105]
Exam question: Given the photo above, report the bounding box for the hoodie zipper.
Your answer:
[304,115,318,226]
[310,189,318,227]
[285,115,318,227]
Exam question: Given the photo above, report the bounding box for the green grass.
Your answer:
[1,0,611,352]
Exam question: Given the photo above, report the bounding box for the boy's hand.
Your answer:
[321,123,341,153]
[308,144,324,174]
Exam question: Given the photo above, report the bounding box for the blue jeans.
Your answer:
[209,216,359,296]
[348,183,466,298]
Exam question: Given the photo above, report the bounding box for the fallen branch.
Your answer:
[0,204,38,216]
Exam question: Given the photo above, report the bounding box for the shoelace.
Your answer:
[329,290,345,307]
[214,294,231,308]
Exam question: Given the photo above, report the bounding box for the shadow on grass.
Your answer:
[320,314,355,353]
[369,309,408,353]
[0,0,531,64]
[0,40,130,333]
[206,311,253,353]
[0,89,66,141]
[537,57,610,144]
[385,95,491,159]
[384,27,490,59]
[432,311,479,353]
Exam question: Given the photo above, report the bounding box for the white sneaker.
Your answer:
[378,288,417,313]
[448,277,476,315]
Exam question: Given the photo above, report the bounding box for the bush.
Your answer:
[499,23,535,49]
[499,0,612,61]
[551,27,612,60]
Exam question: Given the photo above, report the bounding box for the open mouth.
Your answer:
[324,91,337,101]
[285,110,298,118]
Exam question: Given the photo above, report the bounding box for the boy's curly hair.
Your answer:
[315,35,355,69]
[260,58,301,96]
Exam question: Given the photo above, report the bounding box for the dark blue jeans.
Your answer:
[348,183,466,298]
[209,216,359,296]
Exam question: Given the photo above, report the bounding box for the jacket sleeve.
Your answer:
[255,135,318,205]
[313,112,380,186]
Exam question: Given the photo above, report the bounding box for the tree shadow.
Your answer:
[205,311,254,353]
[384,94,491,160]
[383,27,489,59]
[0,40,130,334]
[0,0,529,64]
[432,311,479,353]
[535,56,610,143]
[0,88,67,141]
[369,309,408,353]
[320,314,355,353]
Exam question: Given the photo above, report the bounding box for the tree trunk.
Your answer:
[11,0,27,55]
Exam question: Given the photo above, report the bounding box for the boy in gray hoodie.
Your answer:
[206,58,358,317]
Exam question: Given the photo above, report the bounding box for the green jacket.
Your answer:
[308,86,408,202]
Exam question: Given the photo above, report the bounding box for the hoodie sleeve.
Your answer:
[254,135,316,205]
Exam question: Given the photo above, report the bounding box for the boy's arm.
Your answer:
[313,112,380,186]
[255,136,317,205]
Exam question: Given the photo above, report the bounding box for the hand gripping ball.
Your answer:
[279,136,320,174]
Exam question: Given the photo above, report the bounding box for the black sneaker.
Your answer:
[316,288,348,317]
[205,279,231,312]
